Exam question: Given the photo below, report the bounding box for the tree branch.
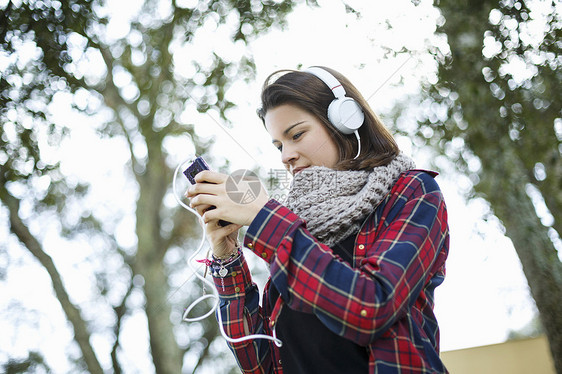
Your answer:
[0,187,104,374]
[110,279,135,374]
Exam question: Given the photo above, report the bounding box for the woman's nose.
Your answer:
[281,145,298,165]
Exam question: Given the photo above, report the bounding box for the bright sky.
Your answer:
[0,0,541,372]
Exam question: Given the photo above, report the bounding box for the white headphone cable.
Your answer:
[353,130,361,159]
[172,159,282,347]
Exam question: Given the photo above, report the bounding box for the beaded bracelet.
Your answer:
[213,245,240,267]
[212,249,240,264]
[195,244,241,290]
[210,248,241,291]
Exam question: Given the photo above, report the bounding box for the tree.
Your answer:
[411,0,562,371]
[0,0,309,372]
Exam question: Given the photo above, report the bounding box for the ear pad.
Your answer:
[305,67,365,134]
[328,97,365,134]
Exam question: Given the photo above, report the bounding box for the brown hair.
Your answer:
[257,66,399,170]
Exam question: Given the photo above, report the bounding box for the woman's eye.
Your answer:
[292,131,304,140]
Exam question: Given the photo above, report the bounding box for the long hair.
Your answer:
[257,66,399,170]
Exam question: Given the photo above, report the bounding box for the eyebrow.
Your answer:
[271,121,306,144]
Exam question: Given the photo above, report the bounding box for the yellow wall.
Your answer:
[441,335,556,374]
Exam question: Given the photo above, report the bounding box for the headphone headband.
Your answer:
[305,67,347,99]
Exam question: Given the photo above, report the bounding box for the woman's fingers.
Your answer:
[186,169,269,226]
[186,180,223,198]
[206,221,242,237]
[189,195,222,223]
[206,220,242,257]
[194,170,227,184]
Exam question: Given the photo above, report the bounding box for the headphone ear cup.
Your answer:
[327,97,365,135]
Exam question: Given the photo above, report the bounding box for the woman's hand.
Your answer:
[187,170,269,227]
[186,170,269,257]
[205,219,243,259]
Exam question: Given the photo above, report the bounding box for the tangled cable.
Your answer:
[172,159,282,347]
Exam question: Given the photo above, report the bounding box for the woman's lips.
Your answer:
[292,166,309,174]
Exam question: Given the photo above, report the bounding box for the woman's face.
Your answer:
[264,103,340,175]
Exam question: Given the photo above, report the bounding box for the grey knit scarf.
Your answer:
[285,153,416,246]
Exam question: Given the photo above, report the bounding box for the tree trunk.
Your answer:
[481,148,562,372]
[436,0,562,371]
[133,149,183,374]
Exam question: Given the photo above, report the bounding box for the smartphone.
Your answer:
[183,157,230,227]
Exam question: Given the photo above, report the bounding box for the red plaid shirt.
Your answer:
[212,170,449,373]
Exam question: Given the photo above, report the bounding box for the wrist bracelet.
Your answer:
[212,241,241,262]
[211,248,241,290]
[212,248,241,266]
[213,251,237,261]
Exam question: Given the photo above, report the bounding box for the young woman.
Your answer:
[187,66,449,373]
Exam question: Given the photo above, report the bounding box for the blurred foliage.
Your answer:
[0,0,95,219]
[0,0,312,373]
[2,351,52,374]
[408,0,562,370]
[507,315,544,341]
[422,0,561,215]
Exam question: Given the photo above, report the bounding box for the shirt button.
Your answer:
[261,252,267,258]
[231,271,237,277]
[360,309,368,317]
[358,244,365,251]
[247,242,254,248]
[234,287,241,293]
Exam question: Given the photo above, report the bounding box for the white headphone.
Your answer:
[304,66,365,135]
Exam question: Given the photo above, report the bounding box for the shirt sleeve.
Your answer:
[211,252,279,373]
[243,172,449,346]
